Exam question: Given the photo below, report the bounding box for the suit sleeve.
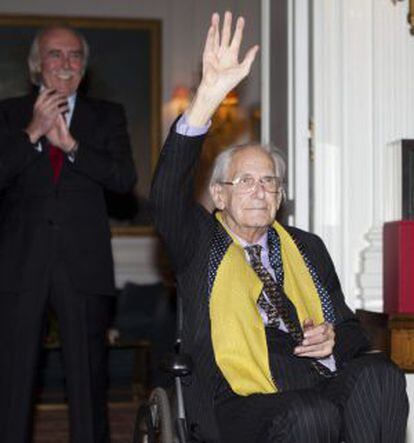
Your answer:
[310,234,372,366]
[150,125,208,272]
[67,103,136,193]
[0,103,44,190]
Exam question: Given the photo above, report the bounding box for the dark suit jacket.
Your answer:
[151,126,371,442]
[0,92,136,295]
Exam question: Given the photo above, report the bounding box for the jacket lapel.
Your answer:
[57,95,95,183]
[69,94,95,141]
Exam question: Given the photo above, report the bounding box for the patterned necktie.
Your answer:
[245,244,335,378]
[49,144,64,183]
[245,244,302,341]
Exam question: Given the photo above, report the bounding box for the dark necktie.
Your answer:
[245,244,335,378]
[245,244,302,341]
[49,144,64,183]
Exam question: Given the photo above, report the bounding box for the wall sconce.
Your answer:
[162,85,191,138]
[392,0,414,35]
[169,86,191,114]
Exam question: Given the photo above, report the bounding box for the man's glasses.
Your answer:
[219,175,282,194]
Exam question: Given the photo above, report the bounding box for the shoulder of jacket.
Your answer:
[78,95,123,111]
[0,94,31,110]
[284,224,319,241]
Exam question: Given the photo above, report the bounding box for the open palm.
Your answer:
[186,12,258,127]
[201,12,258,98]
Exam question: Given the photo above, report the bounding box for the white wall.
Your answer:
[0,0,261,131]
[312,0,414,309]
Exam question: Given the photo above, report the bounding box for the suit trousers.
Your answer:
[214,331,408,443]
[0,229,111,443]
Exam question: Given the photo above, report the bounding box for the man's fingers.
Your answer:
[212,13,220,52]
[303,322,333,338]
[204,13,219,56]
[36,92,67,113]
[240,45,259,74]
[302,332,333,347]
[301,331,334,348]
[303,324,326,339]
[56,113,69,129]
[221,11,232,47]
[57,102,69,114]
[230,16,245,53]
[302,318,314,331]
[293,321,335,359]
[203,24,215,56]
[41,96,68,114]
[294,340,334,357]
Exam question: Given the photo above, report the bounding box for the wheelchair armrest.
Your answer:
[160,352,193,376]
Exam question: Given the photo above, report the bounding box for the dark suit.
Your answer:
[0,92,136,442]
[151,126,408,443]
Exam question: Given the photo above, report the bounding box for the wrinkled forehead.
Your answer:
[39,28,83,53]
[228,147,277,178]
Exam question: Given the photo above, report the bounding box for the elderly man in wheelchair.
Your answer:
[145,11,409,443]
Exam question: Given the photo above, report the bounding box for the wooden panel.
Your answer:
[356,309,390,355]
[389,314,414,371]
[390,329,414,371]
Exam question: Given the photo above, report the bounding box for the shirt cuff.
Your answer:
[66,142,79,163]
[22,131,42,152]
[175,113,211,136]
[317,355,337,372]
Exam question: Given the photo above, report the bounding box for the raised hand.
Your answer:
[187,11,259,127]
[25,89,69,143]
[202,12,258,97]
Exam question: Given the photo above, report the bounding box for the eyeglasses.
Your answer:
[219,175,282,194]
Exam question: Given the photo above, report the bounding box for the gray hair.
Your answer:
[209,143,287,191]
[27,25,89,86]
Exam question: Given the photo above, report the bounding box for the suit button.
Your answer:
[48,219,58,228]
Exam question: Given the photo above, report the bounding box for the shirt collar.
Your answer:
[223,222,269,252]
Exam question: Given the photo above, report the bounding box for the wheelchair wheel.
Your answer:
[133,401,155,443]
[133,387,174,443]
[149,387,174,442]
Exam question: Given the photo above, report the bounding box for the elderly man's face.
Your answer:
[212,147,282,242]
[38,28,85,97]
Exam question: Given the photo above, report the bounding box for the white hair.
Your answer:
[27,26,89,86]
[209,143,287,190]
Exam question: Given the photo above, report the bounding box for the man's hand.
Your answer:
[293,319,335,359]
[186,11,259,127]
[46,114,77,153]
[25,89,69,143]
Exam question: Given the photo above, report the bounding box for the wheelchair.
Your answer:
[133,295,196,443]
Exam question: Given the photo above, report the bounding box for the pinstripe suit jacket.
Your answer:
[151,126,371,443]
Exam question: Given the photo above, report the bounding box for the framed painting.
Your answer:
[0,14,161,235]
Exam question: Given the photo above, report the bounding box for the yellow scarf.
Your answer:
[209,213,324,395]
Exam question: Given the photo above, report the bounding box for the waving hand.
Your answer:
[187,11,259,127]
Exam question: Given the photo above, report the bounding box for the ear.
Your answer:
[210,183,226,210]
[275,188,285,211]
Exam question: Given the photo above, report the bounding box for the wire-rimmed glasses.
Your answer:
[219,175,282,194]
